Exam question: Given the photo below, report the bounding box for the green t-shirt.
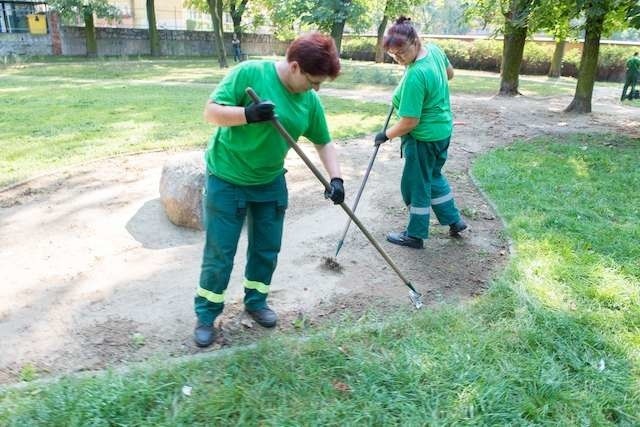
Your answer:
[392,43,452,142]
[206,60,331,185]
[627,56,640,76]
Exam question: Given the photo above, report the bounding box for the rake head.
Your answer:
[409,290,424,309]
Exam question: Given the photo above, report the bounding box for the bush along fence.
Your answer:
[340,36,640,82]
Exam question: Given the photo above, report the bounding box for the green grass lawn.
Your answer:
[0,62,389,187]
[0,57,592,187]
[1,134,638,425]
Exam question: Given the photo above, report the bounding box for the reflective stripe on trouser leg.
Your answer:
[430,142,461,226]
[401,135,432,239]
[244,200,285,311]
[195,175,245,326]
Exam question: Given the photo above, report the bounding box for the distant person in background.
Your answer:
[232,33,242,62]
[621,52,640,101]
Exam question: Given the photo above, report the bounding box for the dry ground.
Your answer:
[1,84,639,384]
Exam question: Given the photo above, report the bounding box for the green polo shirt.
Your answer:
[392,43,453,142]
[206,60,331,185]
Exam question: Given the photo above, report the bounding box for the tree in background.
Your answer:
[418,0,470,34]
[565,0,639,113]
[228,0,250,37]
[306,0,369,52]
[465,0,540,96]
[499,0,539,95]
[186,0,228,67]
[529,0,577,77]
[48,0,120,57]
[262,0,369,51]
[146,0,160,56]
[372,0,421,63]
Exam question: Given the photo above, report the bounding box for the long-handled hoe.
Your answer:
[246,87,423,309]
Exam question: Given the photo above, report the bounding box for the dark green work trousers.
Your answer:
[195,173,287,326]
[401,134,461,239]
[621,72,639,100]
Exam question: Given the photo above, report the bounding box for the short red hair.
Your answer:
[286,32,341,79]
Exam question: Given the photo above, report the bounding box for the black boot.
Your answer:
[449,219,468,237]
[247,306,278,328]
[386,231,424,249]
[194,322,216,348]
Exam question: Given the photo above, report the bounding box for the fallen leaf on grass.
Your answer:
[332,380,351,393]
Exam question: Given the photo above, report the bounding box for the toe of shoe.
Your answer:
[194,327,215,347]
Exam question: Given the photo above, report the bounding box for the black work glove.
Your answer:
[374,131,389,146]
[244,100,276,123]
[324,177,345,205]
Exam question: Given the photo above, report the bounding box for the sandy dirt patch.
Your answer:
[1,86,638,384]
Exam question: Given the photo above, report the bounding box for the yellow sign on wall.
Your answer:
[27,14,47,35]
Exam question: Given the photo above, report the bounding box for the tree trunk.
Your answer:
[207,0,227,68]
[565,13,604,113]
[231,15,241,36]
[499,22,527,96]
[375,15,388,63]
[229,0,248,37]
[146,0,160,57]
[548,38,565,78]
[331,19,346,54]
[83,7,97,57]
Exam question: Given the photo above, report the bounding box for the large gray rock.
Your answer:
[159,151,205,230]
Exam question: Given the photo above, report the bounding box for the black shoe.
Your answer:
[449,219,468,237]
[194,322,216,348]
[247,307,278,328]
[386,231,424,249]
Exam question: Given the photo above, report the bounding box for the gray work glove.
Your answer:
[245,100,275,123]
[374,131,389,146]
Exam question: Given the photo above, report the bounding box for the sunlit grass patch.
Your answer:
[0,71,388,186]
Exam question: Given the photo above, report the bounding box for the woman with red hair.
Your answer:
[194,32,344,347]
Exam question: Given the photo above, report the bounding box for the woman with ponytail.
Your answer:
[375,16,467,249]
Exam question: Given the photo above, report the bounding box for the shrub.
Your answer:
[522,42,553,74]
[432,39,470,68]
[341,37,377,61]
[467,40,503,72]
[340,35,640,82]
[597,45,636,81]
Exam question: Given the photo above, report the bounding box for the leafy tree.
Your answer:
[261,0,313,40]
[565,0,639,113]
[500,0,539,95]
[305,0,369,52]
[465,0,539,95]
[146,0,160,56]
[530,0,578,77]
[262,0,369,51]
[185,0,228,67]
[418,0,470,34]
[228,0,250,36]
[372,0,422,63]
[48,0,120,57]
